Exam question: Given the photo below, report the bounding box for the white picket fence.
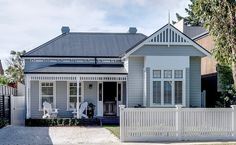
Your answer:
[119,105,236,142]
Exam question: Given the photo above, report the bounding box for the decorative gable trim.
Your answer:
[122,24,211,59]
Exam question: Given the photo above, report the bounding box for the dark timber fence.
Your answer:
[0,85,16,125]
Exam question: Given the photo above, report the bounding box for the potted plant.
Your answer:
[87,103,95,119]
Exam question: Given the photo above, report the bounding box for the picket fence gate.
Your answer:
[119,105,236,142]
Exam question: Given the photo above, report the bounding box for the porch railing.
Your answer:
[119,105,236,142]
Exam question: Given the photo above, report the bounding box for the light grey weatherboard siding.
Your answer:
[30,81,99,118]
[189,57,201,107]
[30,81,73,118]
[127,57,144,107]
[83,81,97,116]
[131,45,205,57]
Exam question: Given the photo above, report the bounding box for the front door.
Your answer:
[103,82,117,116]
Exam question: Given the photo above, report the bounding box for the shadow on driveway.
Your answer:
[0,126,53,145]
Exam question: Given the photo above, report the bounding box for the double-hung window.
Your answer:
[152,69,184,106]
[40,82,55,110]
[67,82,82,110]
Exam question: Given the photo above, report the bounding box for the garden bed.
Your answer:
[25,118,100,127]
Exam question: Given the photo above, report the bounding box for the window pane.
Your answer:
[153,70,161,78]
[70,87,77,95]
[164,81,172,104]
[164,70,172,78]
[175,81,182,104]
[175,70,183,78]
[69,97,77,109]
[153,81,161,104]
[118,84,121,101]
[99,83,102,101]
[42,87,53,95]
[42,97,53,108]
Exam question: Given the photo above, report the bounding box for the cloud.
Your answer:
[0,0,189,69]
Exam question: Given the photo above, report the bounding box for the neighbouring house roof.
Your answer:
[25,64,127,74]
[184,26,207,39]
[0,60,4,75]
[23,33,147,58]
[173,19,208,39]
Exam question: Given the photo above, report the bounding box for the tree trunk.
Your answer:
[232,48,236,88]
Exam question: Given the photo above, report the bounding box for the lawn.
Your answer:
[103,125,120,138]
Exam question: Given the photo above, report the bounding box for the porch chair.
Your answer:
[42,101,58,119]
[72,102,88,119]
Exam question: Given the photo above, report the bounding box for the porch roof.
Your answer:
[25,64,127,74]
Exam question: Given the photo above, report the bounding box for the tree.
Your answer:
[172,0,202,26]
[193,0,236,87]
[5,50,26,84]
[0,75,9,85]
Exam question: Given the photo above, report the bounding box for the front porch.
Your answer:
[25,74,127,120]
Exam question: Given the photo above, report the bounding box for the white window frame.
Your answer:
[39,81,56,111]
[67,81,84,111]
[150,69,186,107]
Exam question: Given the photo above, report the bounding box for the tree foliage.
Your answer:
[5,50,26,84]
[192,0,236,87]
[172,0,202,26]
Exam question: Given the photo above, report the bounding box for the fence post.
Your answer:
[176,105,183,140]
[231,105,236,138]
[119,105,125,142]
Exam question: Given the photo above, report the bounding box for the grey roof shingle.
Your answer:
[24,32,147,57]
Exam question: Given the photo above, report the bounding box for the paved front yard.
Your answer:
[0,125,119,145]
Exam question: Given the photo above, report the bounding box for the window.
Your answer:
[175,81,182,104]
[175,70,183,78]
[153,70,161,78]
[164,70,172,78]
[151,69,185,106]
[153,81,161,104]
[40,82,54,109]
[164,81,172,104]
[68,82,82,110]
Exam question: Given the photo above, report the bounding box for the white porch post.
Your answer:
[77,77,80,119]
[231,105,236,138]
[26,75,31,119]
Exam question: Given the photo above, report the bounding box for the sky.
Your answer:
[0,0,190,69]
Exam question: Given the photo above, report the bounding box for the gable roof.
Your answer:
[122,24,211,58]
[23,32,147,58]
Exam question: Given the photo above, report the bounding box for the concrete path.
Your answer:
[0,126,236,145]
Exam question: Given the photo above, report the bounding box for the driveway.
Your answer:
[1,126,236,145]
[0,125,119,145]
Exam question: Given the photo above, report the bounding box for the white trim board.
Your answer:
[122,24,211,59]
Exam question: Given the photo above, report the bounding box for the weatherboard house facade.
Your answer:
[23,23,210,119]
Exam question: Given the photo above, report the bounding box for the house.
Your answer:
[22,23,210,119]
[174,20,217,107]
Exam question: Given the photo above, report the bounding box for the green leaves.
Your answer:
[5,50,25,84]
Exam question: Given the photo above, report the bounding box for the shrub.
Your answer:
[0,119,8,128]
[25,118,100,127]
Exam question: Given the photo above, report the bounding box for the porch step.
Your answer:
[99,117,119,125]
[79,118,100,126]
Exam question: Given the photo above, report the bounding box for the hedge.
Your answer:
[25,118,101,127]
[0,119,8,128]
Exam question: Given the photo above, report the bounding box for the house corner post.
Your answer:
[119,105,125,142]
[176,105,183,140]
[77,78,80,119]
[231,105,236,138]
